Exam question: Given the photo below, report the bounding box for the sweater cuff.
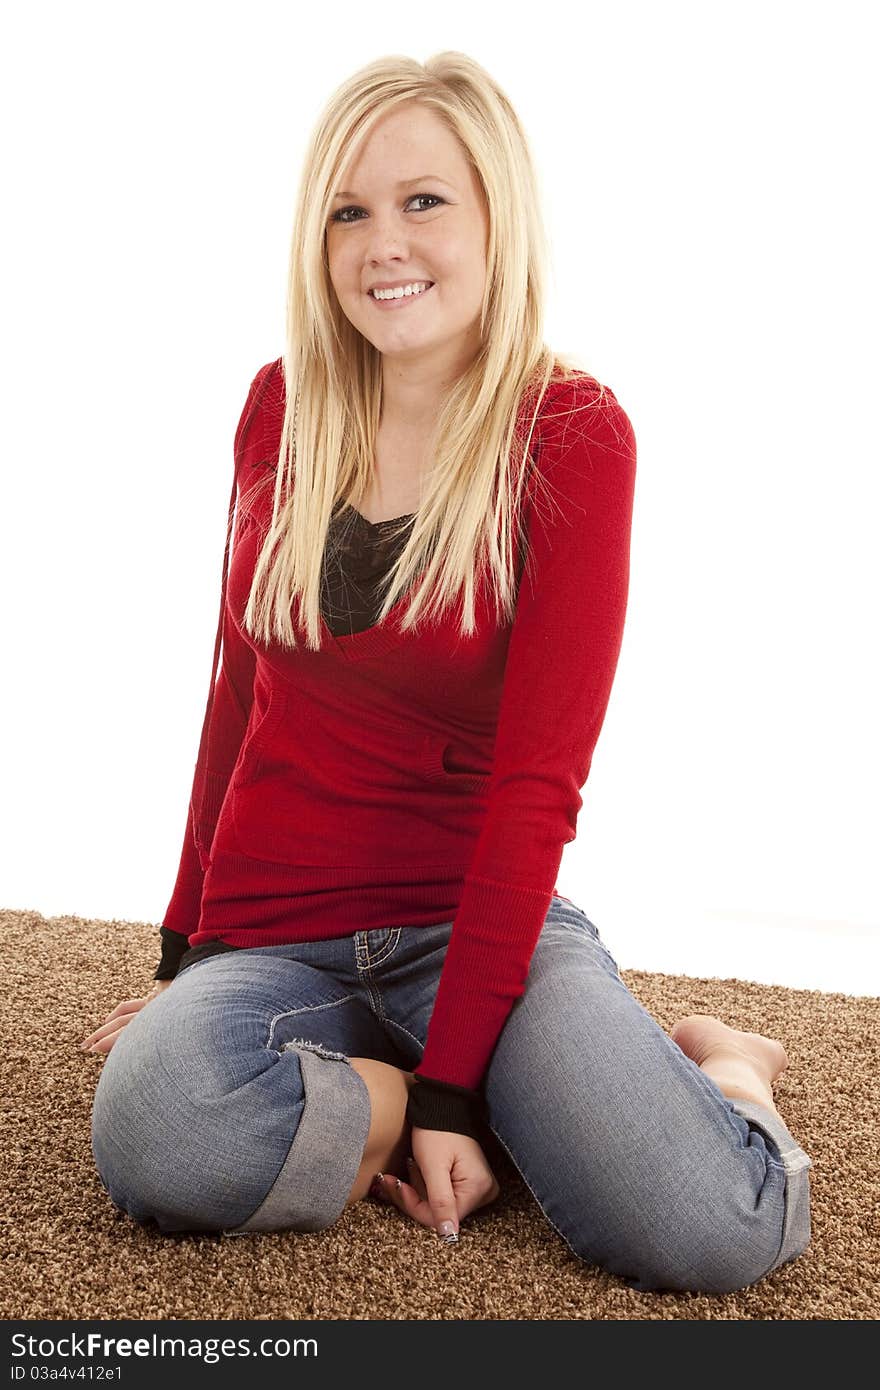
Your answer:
[406,1074,490,1143]
[153,925,190,982]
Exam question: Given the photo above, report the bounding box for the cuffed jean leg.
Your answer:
[726,1097,813,1274]
[223,1040,370,1235]
[89,949,380,1235]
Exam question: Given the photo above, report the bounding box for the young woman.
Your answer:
[82,51,811,1293]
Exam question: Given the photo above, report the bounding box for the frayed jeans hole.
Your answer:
[280,1037,350,1063]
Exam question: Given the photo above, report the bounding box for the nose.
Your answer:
[364,212,413,265]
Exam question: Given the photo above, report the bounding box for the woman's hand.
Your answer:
[79,980,173,1056]
[371,1125,500,1242]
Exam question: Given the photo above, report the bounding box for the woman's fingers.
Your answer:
[80,1006,136,1046]
[81,982,172,1049]
[374,1173,435,1229]
[81,1019,126,1049]
[406,1155,429,1202]
[104,999,145,1023]
[84,1025,123,1055]
[80,997,150,1049]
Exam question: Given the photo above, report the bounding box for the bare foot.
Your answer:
[670,1014,788,1114]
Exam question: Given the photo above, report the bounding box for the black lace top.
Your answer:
[321,504,417,636]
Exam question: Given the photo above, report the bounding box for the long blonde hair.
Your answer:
[243,50,603,653]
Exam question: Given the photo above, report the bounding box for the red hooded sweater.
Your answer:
[159,358,637,1093]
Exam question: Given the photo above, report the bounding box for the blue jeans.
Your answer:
[90,895,812,1293]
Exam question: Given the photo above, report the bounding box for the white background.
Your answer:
[3,0,877,995]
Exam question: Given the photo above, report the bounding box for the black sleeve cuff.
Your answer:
[153,924,191,981]
[405,1074,490,1143]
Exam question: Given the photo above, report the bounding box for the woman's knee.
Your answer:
[90,1012,370,1236]
[565,1166,797,1295]
[89,990,288,1229]
[565,1221,786,1295]
[597,1237,784,1295]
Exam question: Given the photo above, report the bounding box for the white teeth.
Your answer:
[370,281,432,300]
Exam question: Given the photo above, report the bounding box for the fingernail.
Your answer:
[395,1177,402,1191]
[436,1220,458,1243]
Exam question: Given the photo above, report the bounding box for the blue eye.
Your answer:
[331,193,444,224]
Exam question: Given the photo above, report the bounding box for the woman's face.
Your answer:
[326,101,490,378]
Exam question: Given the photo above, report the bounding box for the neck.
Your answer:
[379,326,482,429]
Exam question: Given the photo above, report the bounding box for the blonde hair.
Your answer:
[243,50,603,653]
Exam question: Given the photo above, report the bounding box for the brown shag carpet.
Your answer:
[1,907,877,1321]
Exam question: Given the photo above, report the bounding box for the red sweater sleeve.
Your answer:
[159,363,275,942]
[415,380,637,1091]
[158,582,257,940]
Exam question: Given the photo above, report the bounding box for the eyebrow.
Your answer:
[332,176,453,200]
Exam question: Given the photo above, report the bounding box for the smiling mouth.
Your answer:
[367,283,435,307]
